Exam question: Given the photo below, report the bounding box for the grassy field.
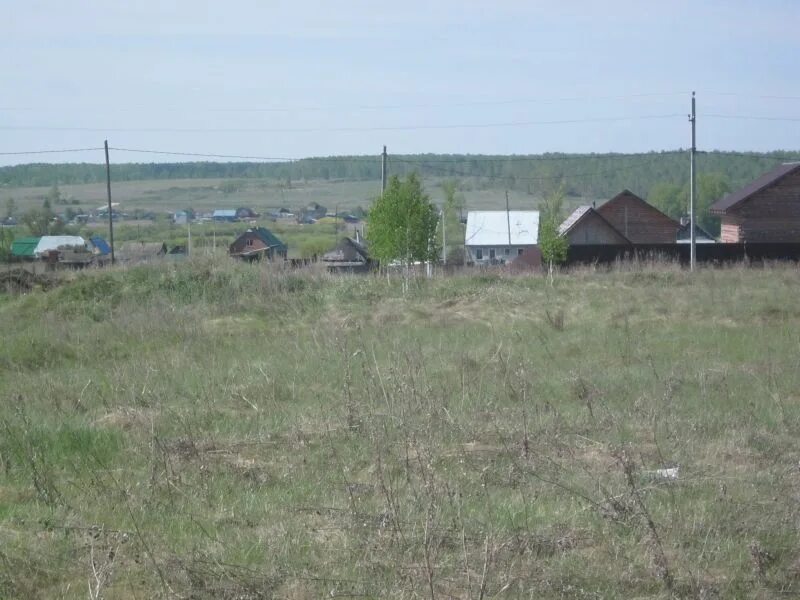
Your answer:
[1,175,584,217]
[2,262,800,598]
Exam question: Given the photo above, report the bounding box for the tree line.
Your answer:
[2,151,797,201]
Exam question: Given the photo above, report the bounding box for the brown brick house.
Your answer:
[596,190,680,244]
[710,163,800,243]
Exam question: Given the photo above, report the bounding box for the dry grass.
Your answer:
[1,260,800,597]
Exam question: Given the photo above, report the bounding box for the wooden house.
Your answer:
[229,227,287,261]
[710,163,800,243]
[558,206,630,245]
[596,190,679,244]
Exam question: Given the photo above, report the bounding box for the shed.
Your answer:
[558,205,630,245]
[229,227,288,261]
[710,163,800,242]
[89,235,111,255]
[676,220,716,244]
[465,210,539,265]
[596,190,679,244]
[322,236,375,272]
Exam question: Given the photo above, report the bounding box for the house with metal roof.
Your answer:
[229,227,287,261]
[710,163,800,243]
[213,209,238,222]
[465,210,539,265]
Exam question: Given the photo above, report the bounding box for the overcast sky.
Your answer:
[2,0,799,165]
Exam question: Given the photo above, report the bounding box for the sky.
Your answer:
[2,0,799,165]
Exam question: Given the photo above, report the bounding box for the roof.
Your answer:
[465,211,539,246]
[677,221,716,243]
[558,206,592,236]
[323,237,369,263]
[598,189,676,222]
[558,205,631,242]
[34,236,87,255]
[10,237,41,257]
[252,227,287,250]
[89,235,111,255]
[213,209,237,218]
[710,163,800,214]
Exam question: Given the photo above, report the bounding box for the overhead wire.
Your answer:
[0,147,104,156]
[0,114,686,134]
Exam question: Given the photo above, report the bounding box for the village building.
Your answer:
[465,210,539,265]
[558,205,630,245]
[212,209,238,223]
[229,227,287,261]
[173,210,190,225]
[322,235,375,273]
[235,207,258,220]
[595,190,680,244]
[676,218,716,244]
[710,163,800,243]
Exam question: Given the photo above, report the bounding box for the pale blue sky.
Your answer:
[2,0,799,165]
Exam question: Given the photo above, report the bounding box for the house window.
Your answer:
[476,248,483,260]
[517,248,524,256]
[504,248,510,256]
[246,238,254,247]
[489,248,496,260]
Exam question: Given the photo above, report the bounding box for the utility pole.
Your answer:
[104,140,115,265]
[505,190,512,246]
[689,91,697,271]
[441,208,447,266]
[381,145,387,194]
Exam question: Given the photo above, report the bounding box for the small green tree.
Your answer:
[367,173,439,269]
[539,186,569,278]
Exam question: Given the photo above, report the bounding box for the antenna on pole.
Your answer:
[104,140,115,265]
[689,92,697,271]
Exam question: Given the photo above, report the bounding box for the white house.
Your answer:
[465,210,540,265]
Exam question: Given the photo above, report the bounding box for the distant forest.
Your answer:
[2,150,798,201]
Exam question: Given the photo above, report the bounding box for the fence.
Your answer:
[565,243,800,266]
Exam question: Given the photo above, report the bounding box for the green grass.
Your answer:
[2,261,800,598]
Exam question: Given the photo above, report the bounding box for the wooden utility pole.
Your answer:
[381,145,387,194]
[104,140,115,265]
[689,92,697,271]
[505,190,512,246]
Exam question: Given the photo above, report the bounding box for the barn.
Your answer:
[710,163,800,243]
[596,190,679,244]
[558,205,630,245]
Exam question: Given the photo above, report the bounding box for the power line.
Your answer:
[0,114,685,134]
[0,147,103,156]
[0,92,690,114]
[701,92,800,102]
[702,113,800,122]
